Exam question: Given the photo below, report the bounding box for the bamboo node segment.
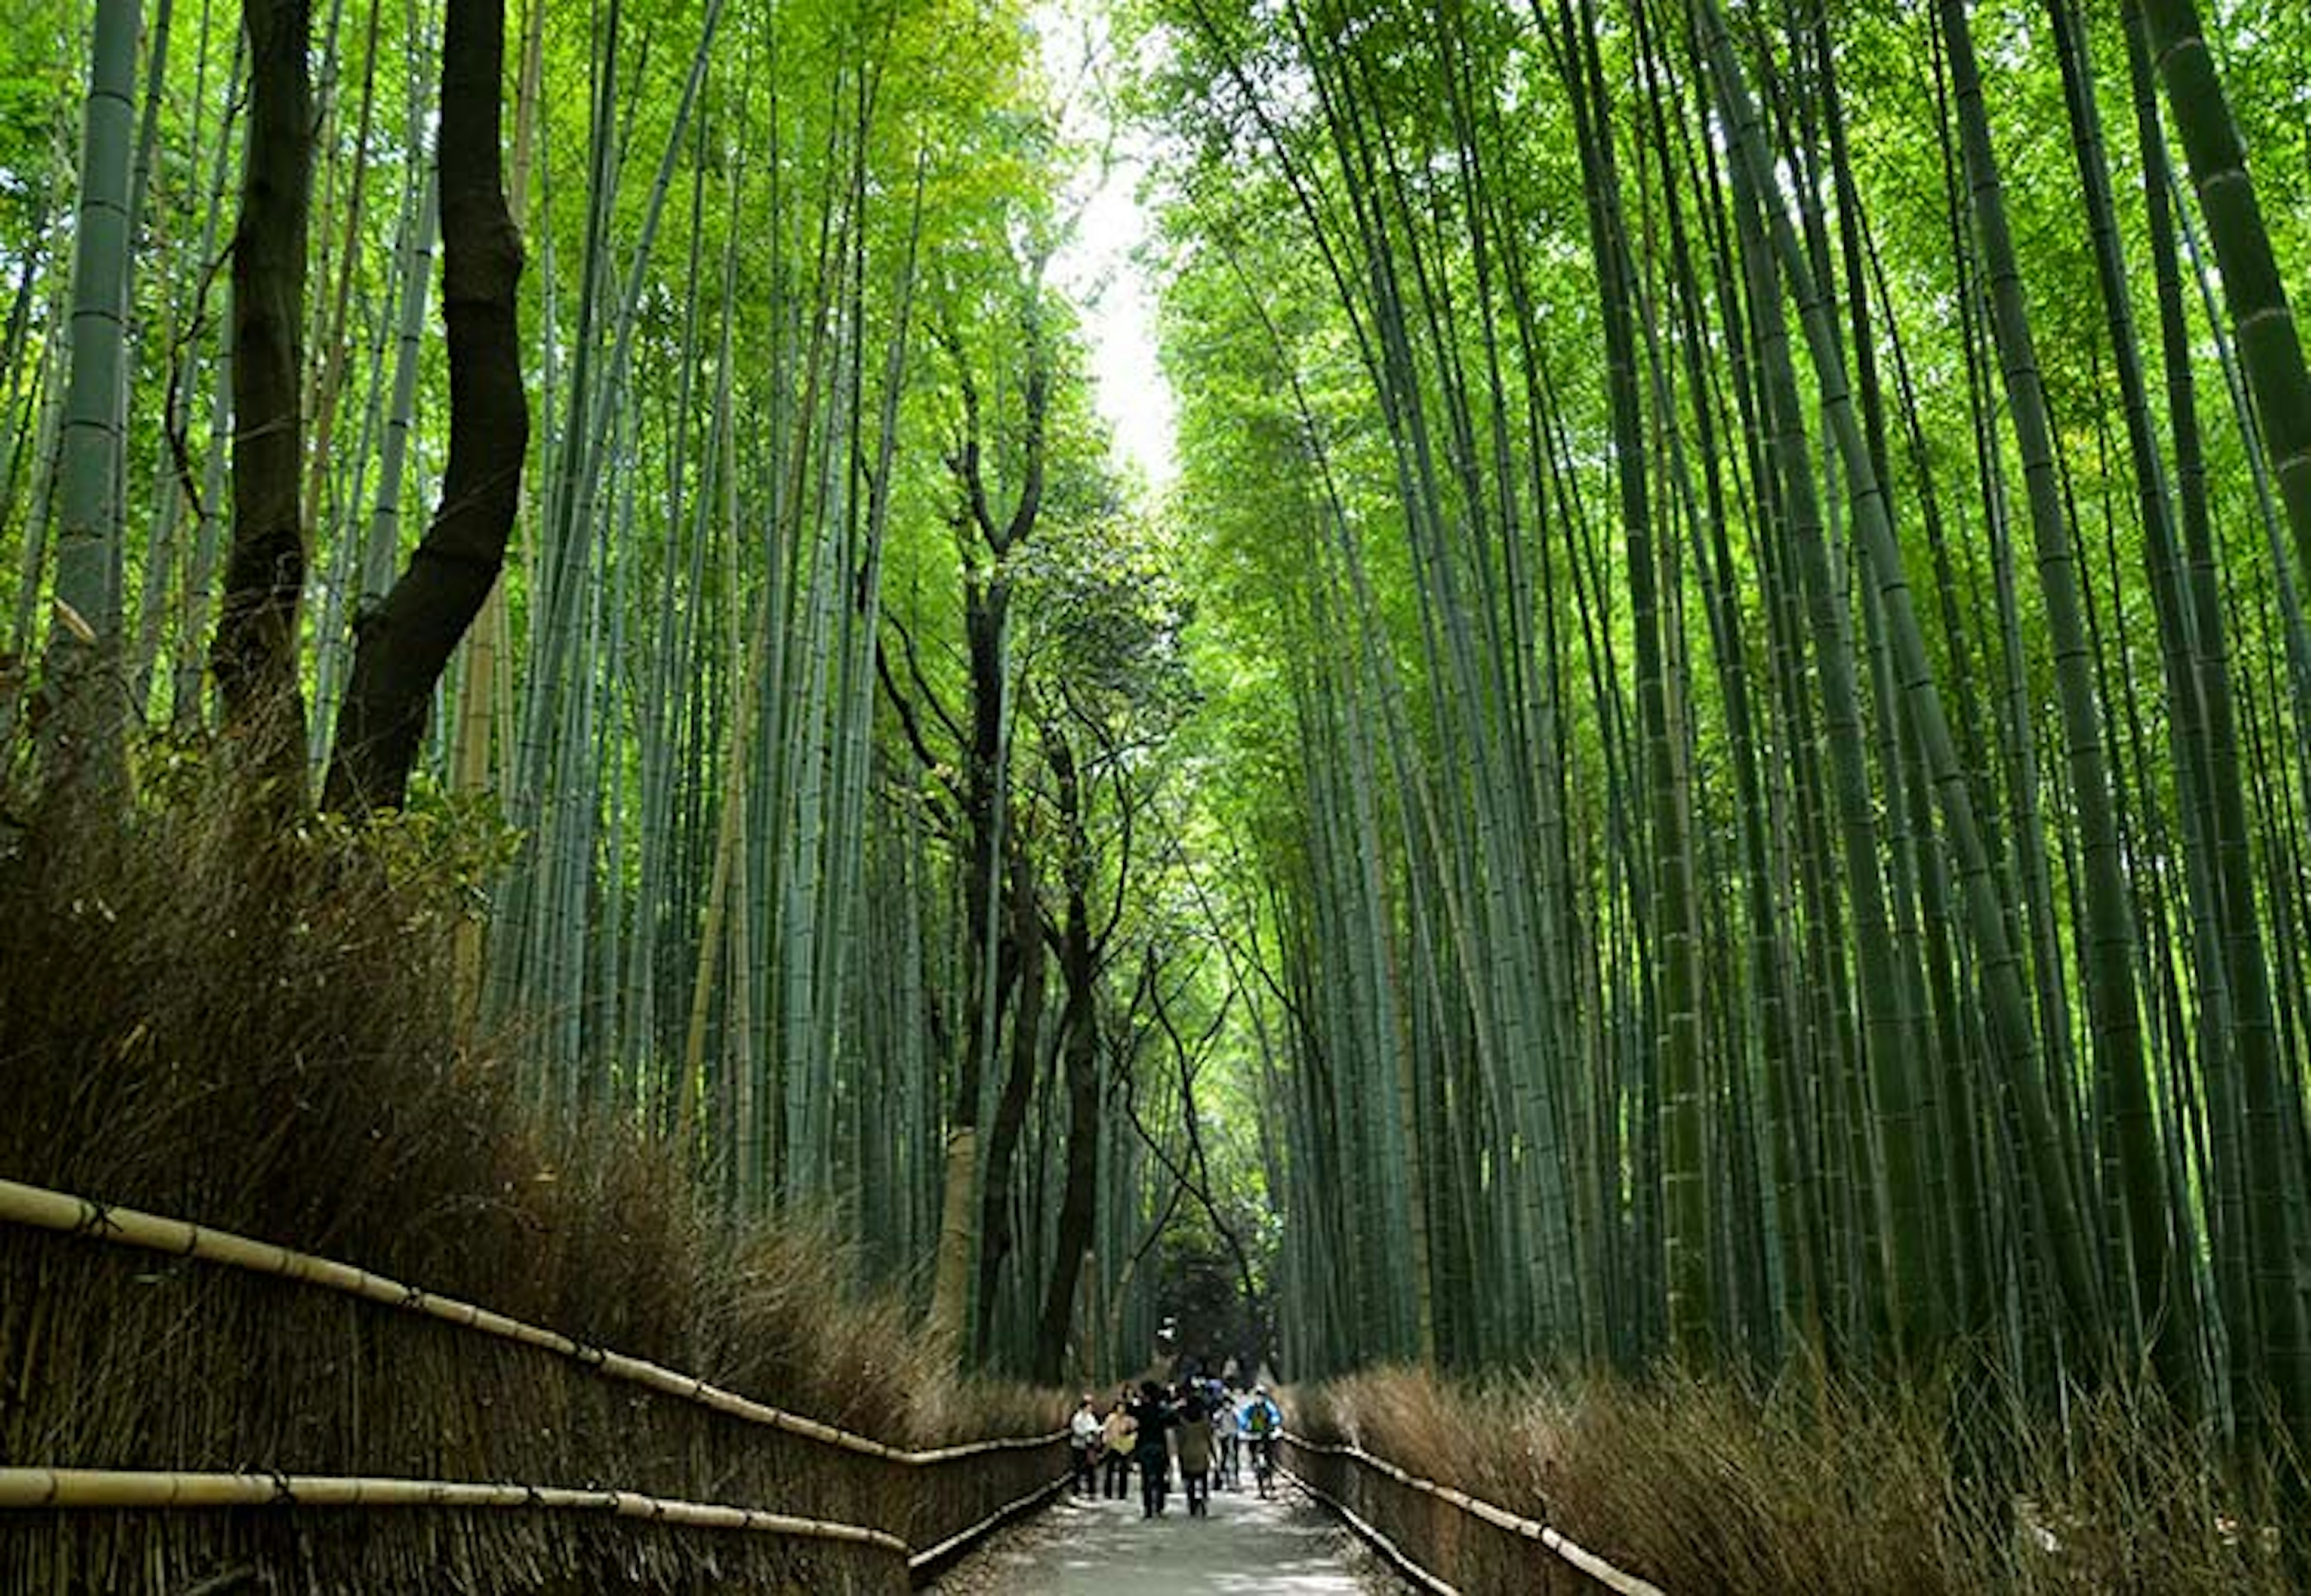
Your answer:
[74,1196,124,1237]
[2236,303,2295,336]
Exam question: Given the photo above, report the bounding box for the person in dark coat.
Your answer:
[1127,1381,1176,1518]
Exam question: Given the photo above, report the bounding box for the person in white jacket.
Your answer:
[1210,1384,1242,1489]
[1069,1394,1102,1496]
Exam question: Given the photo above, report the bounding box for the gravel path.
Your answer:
[926,1477,1408,1595]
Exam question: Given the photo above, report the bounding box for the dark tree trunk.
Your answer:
[324,0,526,814]
[1035,722,1101,1385]
[976,835,1046,1362]
[956,575,1011,1121]
[212,0,312,785]
[927,268,1047,1355]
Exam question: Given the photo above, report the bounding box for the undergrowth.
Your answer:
[0,750,1048,1450]
[1293,1362,2296,1593]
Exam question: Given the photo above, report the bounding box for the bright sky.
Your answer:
[1036,3,1178,492]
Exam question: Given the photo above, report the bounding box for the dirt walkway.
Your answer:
[926,1476,1403,1595]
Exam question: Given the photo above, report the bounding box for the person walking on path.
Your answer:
[1069,1394,1102,1497]
[1241,1386,1282,1499]
[1127,1381,1177,1518]
[1099,1389,1137,1499]
[1175,1387,1215,1518]
[1210,1383,1240,1489]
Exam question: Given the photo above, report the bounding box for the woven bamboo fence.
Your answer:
[0,1179,1066,1594]
[1284,1432,1666,1596]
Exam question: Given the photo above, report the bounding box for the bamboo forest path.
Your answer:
[926,1480,1398,1595]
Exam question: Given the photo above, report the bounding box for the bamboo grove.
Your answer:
[3,0,1237,1385]
[13,0,2311,1517]
[1140,0,2311,1480]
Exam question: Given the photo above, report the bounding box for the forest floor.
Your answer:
[926,1474,1408,1594]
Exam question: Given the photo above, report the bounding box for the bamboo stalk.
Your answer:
[0,1466,907,1551]
[0,1177,1062,1464]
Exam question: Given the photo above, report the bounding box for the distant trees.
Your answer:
[918,251,1053,1353]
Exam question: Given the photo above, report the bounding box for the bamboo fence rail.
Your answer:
[0,1173,1070,1591]
[0,1467,908,1551]
[903,1472,1069,1578]
[1284,1433,1666,1596]
[0,1177,1063,1467]
[1287,1467,1462,1595]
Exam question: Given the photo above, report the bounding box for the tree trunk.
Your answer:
[324,0,526,815]
[1034,729,1102,1382]
[212,0,312,791]
[976,837,1045,1363]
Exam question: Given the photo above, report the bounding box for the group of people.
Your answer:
[1068,1380,1284,1519]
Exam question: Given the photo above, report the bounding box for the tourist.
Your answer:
[1128,1380,1177,1517]
[1242,1385,1282,1498]
[1176,1385,1214,1517]
[1069,1393,1101,1496]
[1100,1388,1137,1499]
[1211,1381,1241,1489]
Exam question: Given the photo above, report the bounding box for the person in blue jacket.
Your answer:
[1240,1385,1282,1498]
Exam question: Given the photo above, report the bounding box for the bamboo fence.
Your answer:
[0,1177,1068,1592]
[0,1466,907,1550]
[1284,1433,1666,1596]
[0,1178,1062,1465]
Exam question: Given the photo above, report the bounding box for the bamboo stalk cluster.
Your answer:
[1143,0,2311,1516]
[5,0,1191,1387]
